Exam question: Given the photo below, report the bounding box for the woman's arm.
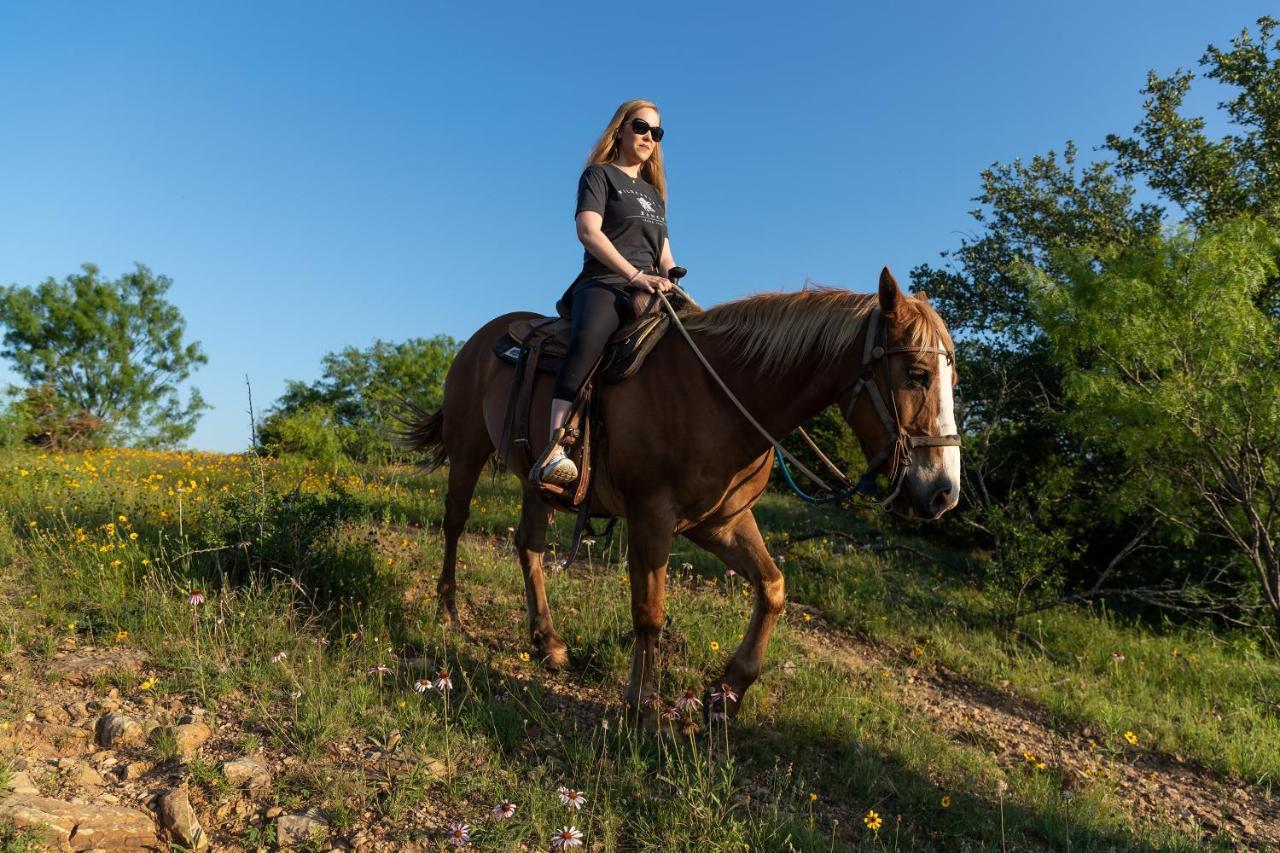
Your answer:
[576,211,640,279]
[575,212,669,291]
[658,238,677,278]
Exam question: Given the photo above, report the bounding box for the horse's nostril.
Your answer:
[930,487,953,513]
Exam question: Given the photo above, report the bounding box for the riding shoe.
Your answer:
[538,449,578,486]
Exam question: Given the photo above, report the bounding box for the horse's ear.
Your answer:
[915,290,930,305]
[878,267,904,317]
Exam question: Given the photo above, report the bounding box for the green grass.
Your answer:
[0,447,1269,849]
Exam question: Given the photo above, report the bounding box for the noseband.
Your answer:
[839,307,962,506]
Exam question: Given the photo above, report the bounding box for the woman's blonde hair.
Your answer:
[585,99,667,202]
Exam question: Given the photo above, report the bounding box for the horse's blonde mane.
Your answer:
[681,285,954,379]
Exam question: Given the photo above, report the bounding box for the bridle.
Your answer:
[655,288,961,511]
[837,307,962,507]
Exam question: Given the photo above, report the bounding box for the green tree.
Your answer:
[0,263,208,448]
[262,336,459,462]
[908,17,1280,612]
[1031,218,1280,628]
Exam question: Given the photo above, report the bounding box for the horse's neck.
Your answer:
[688,332,852,458]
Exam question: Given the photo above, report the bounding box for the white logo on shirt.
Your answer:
[636,196,656,215]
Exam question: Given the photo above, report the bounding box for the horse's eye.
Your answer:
[908,368,930,387]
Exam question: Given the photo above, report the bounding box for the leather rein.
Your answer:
[658,292,960,509]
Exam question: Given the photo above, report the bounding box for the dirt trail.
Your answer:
[789,609,1280,850]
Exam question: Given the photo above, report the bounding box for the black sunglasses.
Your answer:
[628,117,664,142]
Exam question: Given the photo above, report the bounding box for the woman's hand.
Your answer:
[631,273,672,293]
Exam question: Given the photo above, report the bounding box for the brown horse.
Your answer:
[400,268,960,719]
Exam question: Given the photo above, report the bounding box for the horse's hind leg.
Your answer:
[516,487,569,671]
[437,434,491,630]
[685,510,784,717]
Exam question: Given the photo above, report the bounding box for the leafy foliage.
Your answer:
[0,263,207,448]
[1032,219,1280,625]
[907,17,1280,623]
[261,336,459,463]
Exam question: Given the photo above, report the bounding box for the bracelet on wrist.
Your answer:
[627,270,642,284]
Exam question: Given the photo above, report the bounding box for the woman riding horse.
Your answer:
[538,98,678,487]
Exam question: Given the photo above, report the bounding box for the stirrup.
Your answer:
[534,448,578,486]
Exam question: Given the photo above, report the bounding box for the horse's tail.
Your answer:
[393,400,447,472]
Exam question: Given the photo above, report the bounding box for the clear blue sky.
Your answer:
[0,2,1269,451]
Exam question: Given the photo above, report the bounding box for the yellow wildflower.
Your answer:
[1124,731,1138,746]
[864,809,882,832]
[941,795,951,808]
[709,641,720,651]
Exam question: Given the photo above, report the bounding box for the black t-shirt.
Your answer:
[575,163,667,282]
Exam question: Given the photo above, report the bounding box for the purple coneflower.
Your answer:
[660,705,679,723]
[271,651,287,664]
[187,590,205,607]
[710,710,728,723]
[711,683,739,705]
[447,822,470,847]
[1111,650,1125,661]
[492,799,517,819]
[557,787,586,809]
[676,688,702,712]
[414,678,433,694]
[435,669,453,691]
[725,568,736,578]
[551,826,583,849]
[366,664,392,676]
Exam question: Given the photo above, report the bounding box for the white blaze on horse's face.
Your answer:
[904,338,961,519]
[934,345,961,508]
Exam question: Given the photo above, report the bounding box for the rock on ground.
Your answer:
[0,793,160,851]
[277,811,329,847]
[47,648,147,686]
[222,755,272,789]
[156,787,209,851]
[95,712,144,748]
[1,771,40,795]
[150,722,211,759]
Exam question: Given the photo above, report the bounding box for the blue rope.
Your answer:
[774,448,879,504]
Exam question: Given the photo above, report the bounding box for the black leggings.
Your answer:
[552,284,633,401]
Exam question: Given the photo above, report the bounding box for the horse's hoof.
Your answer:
[438,601,460,630]
[623,698,661,732]
[540,643,570,672]
[703,681,743,723]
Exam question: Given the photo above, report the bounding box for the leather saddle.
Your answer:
[494,274,697,564]
[492,309,671,383]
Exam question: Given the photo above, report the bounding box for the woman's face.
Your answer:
[617,107,661,163]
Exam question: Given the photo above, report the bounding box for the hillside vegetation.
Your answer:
[1,447,1277,850]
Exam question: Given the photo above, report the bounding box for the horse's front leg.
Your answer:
[685,510,784,718]
[624,509,675,726]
